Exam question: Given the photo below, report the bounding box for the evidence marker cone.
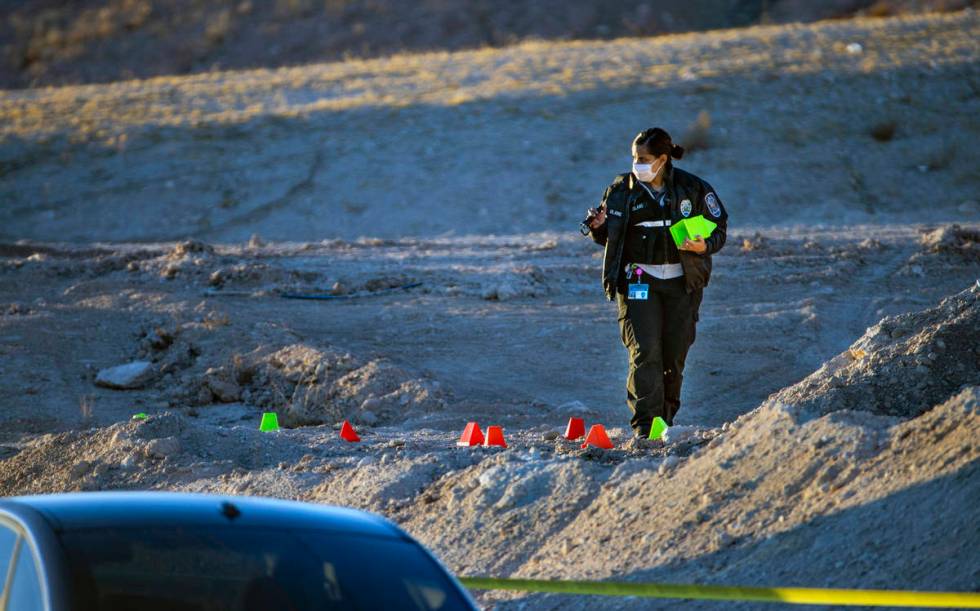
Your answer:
[563,417,585,440]
[484,426,507,448]
[259,412,280,432]
[648,417,668,441]
[457,422,484,447]
[131,412,148,421]
[581,424,614,449]
[340,420,360,442]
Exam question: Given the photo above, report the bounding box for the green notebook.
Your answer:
[669,215,717,249]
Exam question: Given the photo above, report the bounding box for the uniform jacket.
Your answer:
[588,165,728,314]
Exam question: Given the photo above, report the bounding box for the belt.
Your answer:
[634,220,671,227]
[626,262,684,280]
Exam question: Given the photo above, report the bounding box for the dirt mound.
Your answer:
[253,345,446,427]
[0,410,354,499]
[119,308,448,426]
[504,386,978,606]
[0,413,215,494]
[765,282,980,419]
[896,223,980,278]
[919,224,980,260]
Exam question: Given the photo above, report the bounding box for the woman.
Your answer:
[585,127,728,440]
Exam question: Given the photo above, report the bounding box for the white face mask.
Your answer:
[632,160,663,182]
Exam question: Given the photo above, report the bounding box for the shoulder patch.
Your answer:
[705,192,721,217]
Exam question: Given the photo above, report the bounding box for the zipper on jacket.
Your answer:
[614,188,631,288]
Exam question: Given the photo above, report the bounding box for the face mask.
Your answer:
[632,160,663,182]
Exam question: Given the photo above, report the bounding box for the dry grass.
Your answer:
[202,310,231,330]
[79,394,95,422]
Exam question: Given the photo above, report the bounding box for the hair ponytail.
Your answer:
[633,127,683,164]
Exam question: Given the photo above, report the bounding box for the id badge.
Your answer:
[628,283,649,300]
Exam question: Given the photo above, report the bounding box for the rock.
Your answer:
[626,436,663,451]
[70,460,92,479]
[663,425,697,445]
[557,400,588,413]
[6,303,31,315]
[110,430,131,449]
[195,386,214,405]
[360,397,382,412]
[207,378,241,403]
[95,361,156,390]
[658,455,679,475]
[356,410,378,426]
[148,327,174,351]
[144,436,181,459]
[481,282,520,301]
[170,240,214,258]
[542,431,559,441]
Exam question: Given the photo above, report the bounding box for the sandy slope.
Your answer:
[2,12,978,244]
[3,0,968,89]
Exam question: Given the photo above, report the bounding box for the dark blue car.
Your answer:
[0,492,478,611]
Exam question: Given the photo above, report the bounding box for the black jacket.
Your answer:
[588,166,728,309]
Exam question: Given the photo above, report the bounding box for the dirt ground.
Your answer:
[1,10,978,610]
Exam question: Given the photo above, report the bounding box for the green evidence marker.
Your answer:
[648,417,668,441]
[259,412,280,432]
[669,215,717,249]
[131,413,148,421]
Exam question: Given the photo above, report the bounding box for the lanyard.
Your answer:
[638,181,666,208]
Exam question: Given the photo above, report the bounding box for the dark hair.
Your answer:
[633,127,684,161]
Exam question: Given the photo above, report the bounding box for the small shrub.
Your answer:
[869,120,897,142]
[682,110,711,153]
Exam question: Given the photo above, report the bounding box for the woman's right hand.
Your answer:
[587,207,606,229]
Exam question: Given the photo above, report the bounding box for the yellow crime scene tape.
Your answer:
[457,576,980,608]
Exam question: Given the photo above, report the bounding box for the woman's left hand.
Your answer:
[680,235,707,254]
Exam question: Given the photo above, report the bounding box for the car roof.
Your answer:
[1,492,403,538]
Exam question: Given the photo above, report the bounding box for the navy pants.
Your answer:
[616,275,698,435]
